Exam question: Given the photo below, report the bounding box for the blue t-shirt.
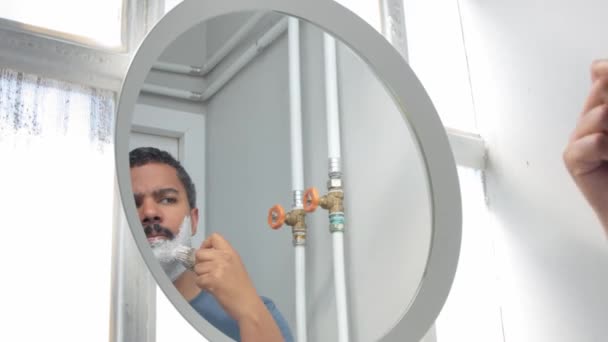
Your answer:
[189,291,294,342]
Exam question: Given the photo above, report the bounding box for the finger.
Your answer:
[200,237,212,249]
[564,132,608,175]
[582,76,608,115]
[195,273,216,293]
[200,232,232,250]
[591,59,608,82]
[193,261,215,275]
[195,248,222,262]
[571,104,608,141]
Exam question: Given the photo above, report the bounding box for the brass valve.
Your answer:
[303,187,344,214]
[268,205,307,245]
[303,184,346,233]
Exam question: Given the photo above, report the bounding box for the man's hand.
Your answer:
[194,233,262,321]
[193,233,284,341]
[563,59,608,232]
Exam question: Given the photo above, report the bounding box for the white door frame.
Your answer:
[110,103,206,342]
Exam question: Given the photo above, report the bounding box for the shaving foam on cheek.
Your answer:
[150,216,194,281]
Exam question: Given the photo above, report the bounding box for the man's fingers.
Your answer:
[195,248,222,262]
[200,232,232,250]
[582,76,608,115]
[195,247,234,266]
[591,59,608,82]
[571,104,608,141]
[201,237,212,249]
[564,132,608,176]
[195,269,228,292]
[583,59,608,115]
[195,273,216,292]
[193,261,215,275]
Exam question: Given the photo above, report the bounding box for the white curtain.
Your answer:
[0,68,115,342]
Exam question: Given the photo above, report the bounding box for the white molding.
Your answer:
[0,0,161,92]
[0,27,130,91]
[446,127,487,170]
[0,16,126,52]
[111,103,206,341]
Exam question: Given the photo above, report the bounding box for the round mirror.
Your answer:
[115,0,461,341]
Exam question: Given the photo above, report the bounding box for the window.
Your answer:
[0,0,125,49]
[403,0,477,133]
[0,68,115,342]
[402,0,504,340]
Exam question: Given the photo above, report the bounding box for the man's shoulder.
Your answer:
[259,295,294,342]
[260,295,277,310]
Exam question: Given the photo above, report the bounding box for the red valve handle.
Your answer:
[303,187,320,213]
[268,204,286,229]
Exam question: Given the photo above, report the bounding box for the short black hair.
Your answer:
[129,147,197,209]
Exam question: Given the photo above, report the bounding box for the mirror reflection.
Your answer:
[128,10,433,342]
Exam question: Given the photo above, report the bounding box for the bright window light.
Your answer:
[0,0,124,49]
[403,0,477,132]
[0,68,115,341]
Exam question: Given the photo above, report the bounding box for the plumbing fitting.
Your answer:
[268,204,308,246]
[303,177,345,233]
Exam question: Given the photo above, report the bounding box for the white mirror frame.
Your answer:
[115,0,462,341]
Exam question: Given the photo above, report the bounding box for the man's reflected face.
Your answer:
[130,162,198,241]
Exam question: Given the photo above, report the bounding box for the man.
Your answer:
[129,146,293,342]
[564,59,608,235]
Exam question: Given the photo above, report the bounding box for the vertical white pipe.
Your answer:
[289,18,305,192]
[332,232,349,342]
[324,33,350,342]
[323,34,342,160]
[289,17,307,342]
[295,245,307,342]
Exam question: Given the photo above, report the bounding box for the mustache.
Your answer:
[144,224,175,240]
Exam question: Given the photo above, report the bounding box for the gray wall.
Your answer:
[459,0,608,341]
[134,19,209,246]
[205,13,433,342]
[204,12,296,333]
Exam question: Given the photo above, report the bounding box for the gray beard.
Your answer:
[150,216,193,282]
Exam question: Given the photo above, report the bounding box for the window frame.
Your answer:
[0,0,164,92]
[0,0,128,52]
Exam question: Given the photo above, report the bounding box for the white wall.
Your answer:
[460,1,608,341]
